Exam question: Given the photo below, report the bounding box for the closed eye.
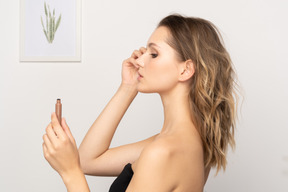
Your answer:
[151,53,158,58]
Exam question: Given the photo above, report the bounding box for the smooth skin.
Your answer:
[43,26,210,192]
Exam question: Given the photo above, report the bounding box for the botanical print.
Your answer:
[40,2,62,44]
[21,0,80,61]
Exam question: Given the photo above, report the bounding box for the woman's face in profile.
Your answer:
[136,26,184,94]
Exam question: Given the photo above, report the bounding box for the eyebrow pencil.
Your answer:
[55,98,62,123]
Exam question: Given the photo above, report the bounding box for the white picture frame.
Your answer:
[20,0,81,62]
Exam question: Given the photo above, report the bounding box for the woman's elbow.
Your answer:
[79,151,92,174]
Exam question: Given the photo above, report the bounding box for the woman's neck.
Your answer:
[159,85,194,134]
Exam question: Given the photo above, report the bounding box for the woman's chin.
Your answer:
[136,85,153,93]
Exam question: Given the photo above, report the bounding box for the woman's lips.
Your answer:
[138,72,143,78]
[137,72,143,80]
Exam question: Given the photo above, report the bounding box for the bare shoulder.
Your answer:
[127,130,205,192]
[126,138,176,192]
[138,132,203,161]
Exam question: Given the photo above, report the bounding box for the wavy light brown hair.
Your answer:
[158,14,238,172]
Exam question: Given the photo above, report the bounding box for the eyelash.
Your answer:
[150,53,158,58]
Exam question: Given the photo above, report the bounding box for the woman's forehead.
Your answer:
[146,27,170,48]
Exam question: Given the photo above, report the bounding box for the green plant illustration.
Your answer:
[40,2,61,44]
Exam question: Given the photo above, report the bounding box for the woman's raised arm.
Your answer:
[78,47,156,176]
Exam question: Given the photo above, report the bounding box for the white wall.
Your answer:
[1,0,287,191]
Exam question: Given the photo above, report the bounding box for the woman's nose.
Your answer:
[136,55,145,67]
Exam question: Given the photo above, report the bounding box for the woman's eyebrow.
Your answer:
[147,42,160,49]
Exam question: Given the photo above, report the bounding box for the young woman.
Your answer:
[42,14,238,192]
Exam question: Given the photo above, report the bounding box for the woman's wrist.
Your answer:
[60,167,90,192]
[119,83,138,97]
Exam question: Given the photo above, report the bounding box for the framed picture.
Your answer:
[20,0,81,62]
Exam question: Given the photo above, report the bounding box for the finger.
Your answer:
[42,142,47,152]
[129,58,139,69]
[46,123,58,144]
[51,112,61,127]
[124,57,138,69]
[61,118,75,144]
[131,50,142,59]
[42,134,53,155]
[42,141,52,161]
[139,47,147,54]
[42,142,48,158]
[51,112,66,140]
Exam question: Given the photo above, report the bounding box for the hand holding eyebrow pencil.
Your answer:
[42,99,90,191]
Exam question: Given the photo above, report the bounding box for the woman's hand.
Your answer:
[43,113,90,192]
[121,47,146,86]
[42,113,80,177]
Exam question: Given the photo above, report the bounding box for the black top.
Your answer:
[109,163,134,192]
